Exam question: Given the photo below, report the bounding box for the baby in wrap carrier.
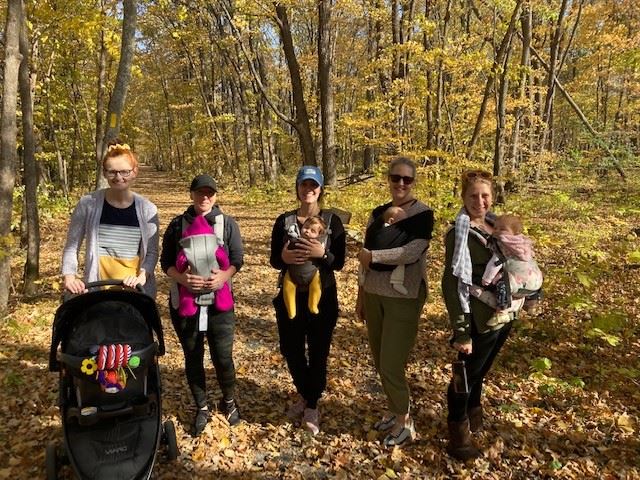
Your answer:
[360,202,432,292]
[175,215,233,316]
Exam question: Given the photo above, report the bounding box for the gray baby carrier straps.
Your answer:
[179,214,225,307]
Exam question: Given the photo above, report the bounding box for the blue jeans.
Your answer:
[171,305,237,408]
[447,322,512,422]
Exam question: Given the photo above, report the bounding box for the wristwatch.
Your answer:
[322,252,328,261]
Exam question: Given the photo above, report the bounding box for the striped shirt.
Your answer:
[98,199,141,280]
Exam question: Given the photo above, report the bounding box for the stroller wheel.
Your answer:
[45,442,58,480]
[163,420,179,461]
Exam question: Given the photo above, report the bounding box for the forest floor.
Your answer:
[0,164,639,479]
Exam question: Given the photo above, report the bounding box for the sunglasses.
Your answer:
[388,174,415,185]
[463,170,492,180]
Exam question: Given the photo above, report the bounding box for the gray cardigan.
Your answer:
[61,189,160,298]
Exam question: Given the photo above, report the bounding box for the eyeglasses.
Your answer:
[104,169,133,178]
[388,174,415,185]
[463,170,492,180]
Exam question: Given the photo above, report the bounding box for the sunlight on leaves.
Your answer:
[586,328,621,346]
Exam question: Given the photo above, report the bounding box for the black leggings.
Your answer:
[273,283,339,409]
[447,322,512,422]
[171,306,236,408]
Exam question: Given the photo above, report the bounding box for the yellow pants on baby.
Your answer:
[282,270,322,319]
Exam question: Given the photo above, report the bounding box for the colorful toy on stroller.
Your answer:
[47,280,178,479]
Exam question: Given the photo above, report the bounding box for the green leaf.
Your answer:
[531,357,552,373]
[627,250,640,263]
[576,271,593,288]
[549,459,563,470]
[569,377,586,388]
[586,328,621,346]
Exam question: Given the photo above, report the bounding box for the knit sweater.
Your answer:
[361,200,433,299]
[61,189,159,298]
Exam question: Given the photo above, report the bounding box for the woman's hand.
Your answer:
[204,268,233,291]
[281,240,309,265]
[358,248,373,270]
[123,270,146,289]
[452,341,473,355]
[63,274,86,294]
[295,237,325,258]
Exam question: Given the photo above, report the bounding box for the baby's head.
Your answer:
[494,214,523,237]
[301,216,327,240]
[383,206,408,225]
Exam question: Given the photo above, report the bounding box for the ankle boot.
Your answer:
[468,406,483,432]
[447,418,481,461]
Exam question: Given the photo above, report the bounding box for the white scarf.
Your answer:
[451,208,494,313]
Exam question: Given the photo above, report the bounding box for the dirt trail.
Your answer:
[2,165,638,479]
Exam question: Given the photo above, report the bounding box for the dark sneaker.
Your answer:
[219,398,241,427]
[193,408,209,437]
[373,415,396,432]
[382,417,415,447]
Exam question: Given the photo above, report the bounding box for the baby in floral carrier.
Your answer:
[175,214,233,316]
[470,214,543,312]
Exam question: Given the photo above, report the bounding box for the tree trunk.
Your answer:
[493,34,513,204]
[507,2,531,171]
[424,0,434,152]
[98,0,137,189]
[466,0,522,158]
[19,0,39,295]
[318,0,337,185]
[0,0,22,310]
[95,0,108,182]
[275,4,316,166]
[539,0,569,154]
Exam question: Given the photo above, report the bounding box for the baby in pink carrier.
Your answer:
[175,215,233,316]
[470,214,543,312]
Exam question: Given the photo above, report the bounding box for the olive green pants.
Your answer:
[364,283,427,415]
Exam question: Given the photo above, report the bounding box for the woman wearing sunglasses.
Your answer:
[62,139,159,297]
[441,169,523,460]
[356,156,434,447]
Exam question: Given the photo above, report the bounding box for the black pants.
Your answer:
[170,305,236,409]
[273,283,339,409]
[447,322,512,422]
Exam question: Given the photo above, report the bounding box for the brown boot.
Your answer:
[468,406,483,432]
[447,418,481,461]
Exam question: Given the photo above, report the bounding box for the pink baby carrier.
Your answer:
[175,215,233,317]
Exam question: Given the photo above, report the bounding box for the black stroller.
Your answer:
[47,280,178,479]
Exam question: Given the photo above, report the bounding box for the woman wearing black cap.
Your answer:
[269,165,346,435]
[160,174,244,435]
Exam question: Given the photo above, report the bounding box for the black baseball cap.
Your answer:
[190,174,217,192]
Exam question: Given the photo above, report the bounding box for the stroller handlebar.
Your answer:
[64,280,145,302]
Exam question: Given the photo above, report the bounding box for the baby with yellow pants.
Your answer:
[283,216,327,319]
